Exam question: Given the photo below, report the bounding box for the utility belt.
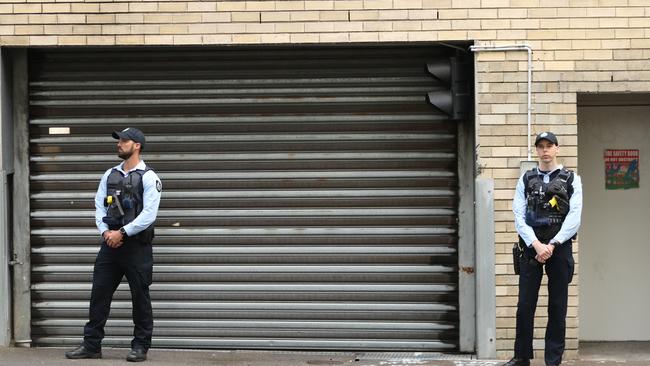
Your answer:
[512,238,541,275]
[512,238,575,283]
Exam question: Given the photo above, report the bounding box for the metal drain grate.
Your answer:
[242,350,357,357]
[357,352,475,361]
[230,350,505,365]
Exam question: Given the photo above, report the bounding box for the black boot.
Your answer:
[126,347,147,362]
[503,358,530,366]
[65,345,101,359]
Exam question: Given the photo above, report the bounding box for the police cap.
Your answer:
[534,131,558,146]
[112,127,146,150]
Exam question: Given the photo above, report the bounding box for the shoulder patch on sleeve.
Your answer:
[156,180,162,192]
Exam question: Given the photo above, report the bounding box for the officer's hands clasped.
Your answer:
[103,230,124,248]
[102,185,134,249]
[532,240,554,263]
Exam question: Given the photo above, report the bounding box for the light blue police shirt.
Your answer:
[512,165,583,247]
[95,160,162,237]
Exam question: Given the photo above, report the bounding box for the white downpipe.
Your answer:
[469,44,533,160]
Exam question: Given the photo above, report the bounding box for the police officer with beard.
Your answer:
[66,128,162,362]
[504,132,582,366]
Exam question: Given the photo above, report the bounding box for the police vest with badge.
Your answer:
[102,166,156,244]
[523,167,575,243]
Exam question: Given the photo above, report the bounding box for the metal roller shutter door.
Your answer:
[27,46,465,351]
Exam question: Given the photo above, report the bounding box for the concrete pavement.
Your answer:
[0,346,648,366]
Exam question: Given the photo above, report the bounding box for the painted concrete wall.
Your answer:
[578,105,650,341]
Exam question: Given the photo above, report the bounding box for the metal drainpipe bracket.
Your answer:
[8,253,22,266]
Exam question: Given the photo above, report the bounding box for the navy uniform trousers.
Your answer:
[514,240,575,366]
[82,238,154,352]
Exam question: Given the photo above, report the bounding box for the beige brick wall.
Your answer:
[4,0,650,359]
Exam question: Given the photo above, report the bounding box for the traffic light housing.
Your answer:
[426,56,471,120]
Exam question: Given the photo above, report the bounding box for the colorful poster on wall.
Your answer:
[605,149,639,190]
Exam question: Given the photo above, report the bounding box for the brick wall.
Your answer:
[4,0,650,359]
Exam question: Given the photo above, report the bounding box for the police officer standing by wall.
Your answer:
[65,128,162,362]
[504,132,582,366]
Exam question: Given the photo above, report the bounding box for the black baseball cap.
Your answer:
[534,131,558,146]
[112,127,146,150]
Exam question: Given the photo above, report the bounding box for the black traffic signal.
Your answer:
[426,56,470,120]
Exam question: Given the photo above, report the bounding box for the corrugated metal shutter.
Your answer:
[28,46,464,351]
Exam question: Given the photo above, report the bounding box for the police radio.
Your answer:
[122,180,135,210]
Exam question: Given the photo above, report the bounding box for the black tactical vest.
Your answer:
[523,167,574,243]
[103,166,155,243]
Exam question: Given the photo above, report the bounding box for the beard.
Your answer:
[118,146,134,160]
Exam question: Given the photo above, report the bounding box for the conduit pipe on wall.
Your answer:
[469,43,534,160]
